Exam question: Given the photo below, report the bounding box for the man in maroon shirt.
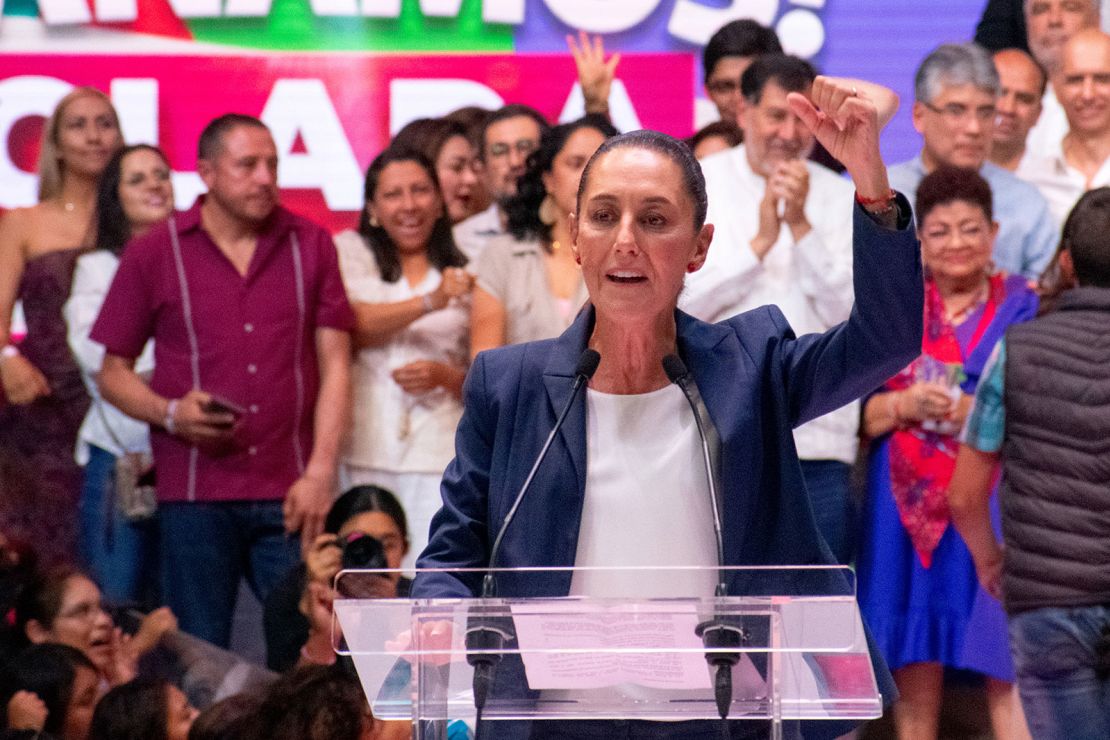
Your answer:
[93,114,353,647]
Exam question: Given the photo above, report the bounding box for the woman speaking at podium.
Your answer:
[412,77,923,740]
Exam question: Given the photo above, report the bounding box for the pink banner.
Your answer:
[0,53,694,232]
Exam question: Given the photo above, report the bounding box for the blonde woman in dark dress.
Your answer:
[0,87,123,563]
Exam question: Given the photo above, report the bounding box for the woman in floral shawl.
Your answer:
[857,167,1038,740]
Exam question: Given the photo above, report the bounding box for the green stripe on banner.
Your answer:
[187,0,514,51]
[4,0,39,17]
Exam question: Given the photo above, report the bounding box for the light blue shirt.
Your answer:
[889,156,1059,280]
[961,339,1006,454]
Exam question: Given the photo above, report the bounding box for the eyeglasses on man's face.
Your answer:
[487,139,538,159]
[706,79,741,96]
[922,101,997,124]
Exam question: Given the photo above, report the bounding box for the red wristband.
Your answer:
[855,189,896,206]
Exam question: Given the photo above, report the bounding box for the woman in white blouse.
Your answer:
[65,144,172,604]
[335,147,474,567]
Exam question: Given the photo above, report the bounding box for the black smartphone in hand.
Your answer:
[202,395,246,421]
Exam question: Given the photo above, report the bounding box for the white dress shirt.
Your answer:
[570,385,718,599]
[1024,84,1068,166]
[681,145,860,465]
[1018,138,1110,225]
[65,250,155,463]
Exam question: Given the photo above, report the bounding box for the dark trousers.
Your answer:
[160,501,299,648]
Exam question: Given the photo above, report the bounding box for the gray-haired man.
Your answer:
[889,42,1058,279]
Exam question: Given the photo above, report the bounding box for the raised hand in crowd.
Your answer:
[128,605,178,657]
[567,30,621,116]
[5,690,48,733]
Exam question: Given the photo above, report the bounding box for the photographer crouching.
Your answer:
[262,486,410,672]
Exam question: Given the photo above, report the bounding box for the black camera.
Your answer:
[337,531,387,571]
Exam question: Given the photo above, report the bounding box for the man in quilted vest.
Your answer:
[949,186,1110,740]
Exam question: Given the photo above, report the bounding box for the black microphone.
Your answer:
[466,347,601,732]
[662,353,727,592]
[482,346,601,597]
[662,353,747,728]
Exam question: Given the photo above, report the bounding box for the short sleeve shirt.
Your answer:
[961,340,1007,454]
[90,197,353,503]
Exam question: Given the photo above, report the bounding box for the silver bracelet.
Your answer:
[164,399,179,435]
[421,293,435,313]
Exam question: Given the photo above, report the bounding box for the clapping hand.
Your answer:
[768,159,811,232]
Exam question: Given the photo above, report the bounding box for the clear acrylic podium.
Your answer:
[333,566,882,739]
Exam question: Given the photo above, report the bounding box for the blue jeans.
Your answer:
[1008,604,1110,740]
[160,500,299,648]
[799,460,854,565]
[78,445,158,606]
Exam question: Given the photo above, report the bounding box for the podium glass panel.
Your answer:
[332,566,882,733]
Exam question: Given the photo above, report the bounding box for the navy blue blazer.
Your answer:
[413,200,921,734]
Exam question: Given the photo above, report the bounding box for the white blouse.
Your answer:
[570,384,718,599]
[65,250,155,463]
[335,230,469,473]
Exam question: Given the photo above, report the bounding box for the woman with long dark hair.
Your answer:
[334,147,473,567]
[469,115,617,358]
[264,484,410,672]
[88,678,197,740]
[0,643,100,740]
[64,144,173,607]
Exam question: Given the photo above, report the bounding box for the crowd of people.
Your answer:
[1,2,1109,739]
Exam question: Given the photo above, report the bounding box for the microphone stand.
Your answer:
[466,348,601,737]
[662,354,748,740]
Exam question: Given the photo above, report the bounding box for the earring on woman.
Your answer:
[369,214,380,228]
[539,194,559,226]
